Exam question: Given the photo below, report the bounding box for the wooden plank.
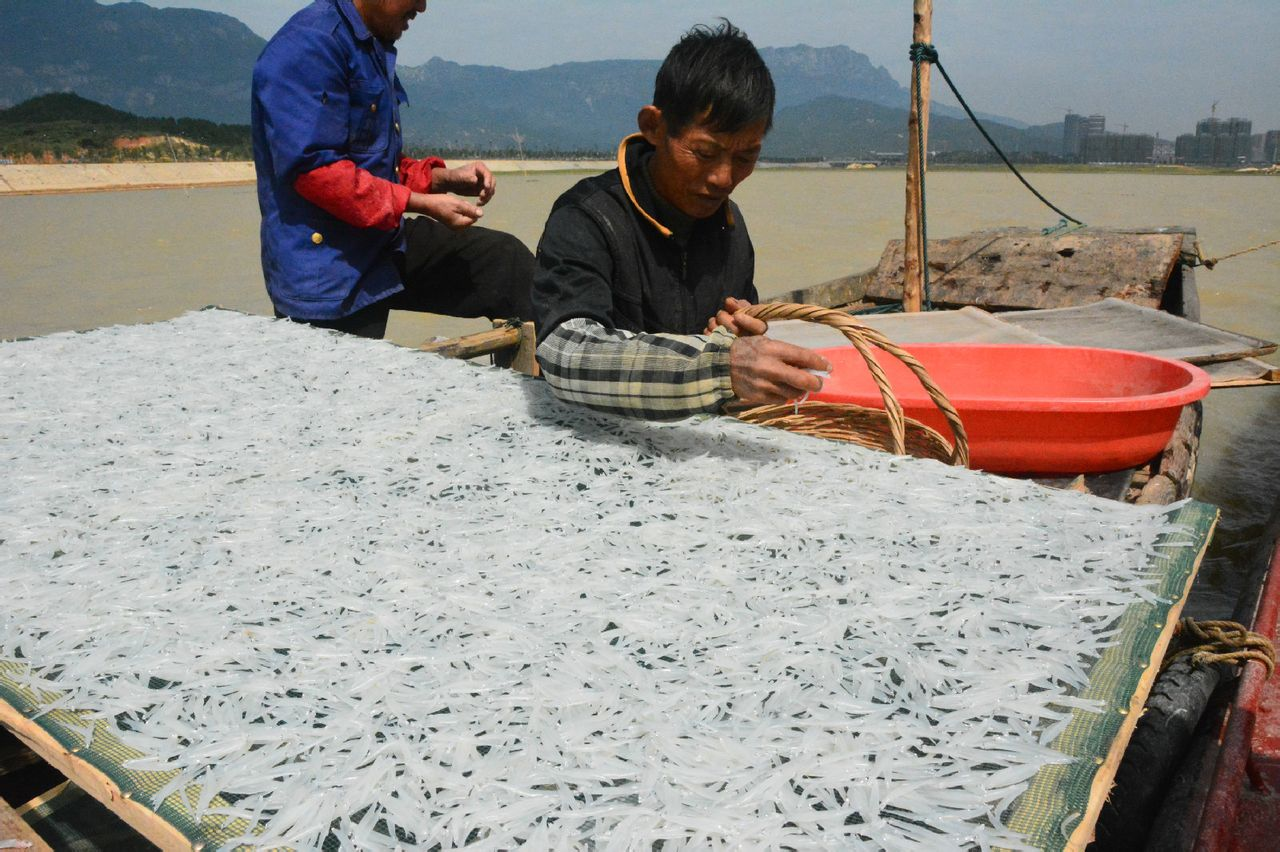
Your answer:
[0,706,192,852]
[1141,403,1200,504]
[764,307,1056,350]
[1,791,53,852]
[768,268,873,309]
[418,323,521,359]
[511,322,541,378]
[998,298,1276,364]
[866,228,1184,310]
[1202,357,1280,388]
[1035,468,1136,502]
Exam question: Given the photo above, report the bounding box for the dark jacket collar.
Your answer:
[614,134,736,240]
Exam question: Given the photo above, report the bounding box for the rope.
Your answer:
[909,42,1084,228]
[1187,237,1280,270]
[1163,617,1276,677]
[1041,218,1086,237]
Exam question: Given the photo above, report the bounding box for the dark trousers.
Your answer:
[282,216,534,340]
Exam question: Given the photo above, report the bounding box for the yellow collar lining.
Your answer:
[614,134,737,236]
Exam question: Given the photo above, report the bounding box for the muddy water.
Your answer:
[2,170,1276,616]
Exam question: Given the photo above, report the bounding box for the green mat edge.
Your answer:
[0,663,259,850]
[1001,499,1219,851]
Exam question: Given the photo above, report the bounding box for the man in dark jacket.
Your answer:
[253,0,532,340]
[532,20,828,420]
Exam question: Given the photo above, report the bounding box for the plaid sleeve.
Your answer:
[536,318,737,421]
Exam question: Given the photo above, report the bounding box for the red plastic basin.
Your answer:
[811,344,1211,474]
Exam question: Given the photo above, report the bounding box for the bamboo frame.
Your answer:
[0,703,193,852]
[418,323,521,359]
[0,791,53,852]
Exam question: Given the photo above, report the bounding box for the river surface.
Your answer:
[2,170,1277,618]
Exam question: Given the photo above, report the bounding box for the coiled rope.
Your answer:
[1163,617,1276,677]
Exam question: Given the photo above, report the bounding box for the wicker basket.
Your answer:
[730,303,970,467]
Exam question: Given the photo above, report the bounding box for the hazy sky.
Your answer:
[101,0,1280,139]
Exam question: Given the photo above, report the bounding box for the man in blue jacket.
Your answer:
[252,0,533,339]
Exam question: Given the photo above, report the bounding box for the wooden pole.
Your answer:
[903,0,932,312]
[418,323,521,359]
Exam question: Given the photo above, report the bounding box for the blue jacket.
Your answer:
[252,0,409,319]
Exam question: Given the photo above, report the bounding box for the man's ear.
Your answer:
[637,105,664,145]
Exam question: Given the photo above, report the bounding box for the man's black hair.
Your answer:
[652,19,775,136]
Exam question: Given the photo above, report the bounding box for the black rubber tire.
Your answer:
[1088,657,1222,851]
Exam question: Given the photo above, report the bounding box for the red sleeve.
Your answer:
[399,155,447,194]
[294,160,412,231]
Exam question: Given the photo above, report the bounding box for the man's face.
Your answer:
[640,107,766,220]
[355,0,426,43]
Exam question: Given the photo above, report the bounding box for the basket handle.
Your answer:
[744,302,970,467]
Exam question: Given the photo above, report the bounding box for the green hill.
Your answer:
[0,93,252,163]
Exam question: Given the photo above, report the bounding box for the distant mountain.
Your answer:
[768,96,1055,160]
[0,0,1059,158]
[397,58,658,153]
[0,0,261,124]
[395,46,1034,154]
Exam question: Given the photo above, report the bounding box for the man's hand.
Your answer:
[704,297,767,336]
[729,336,831,405]
[407,192,484,230]
[430,161,497,205]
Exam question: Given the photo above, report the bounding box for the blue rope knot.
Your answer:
[909,42,938,64]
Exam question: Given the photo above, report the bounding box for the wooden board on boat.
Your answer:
[997,298,1277,365]
[1200,358,1280,388]
[764,305,1056,349]
[865,228,1184,311]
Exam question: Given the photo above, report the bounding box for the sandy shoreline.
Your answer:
[0,159,617,196]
